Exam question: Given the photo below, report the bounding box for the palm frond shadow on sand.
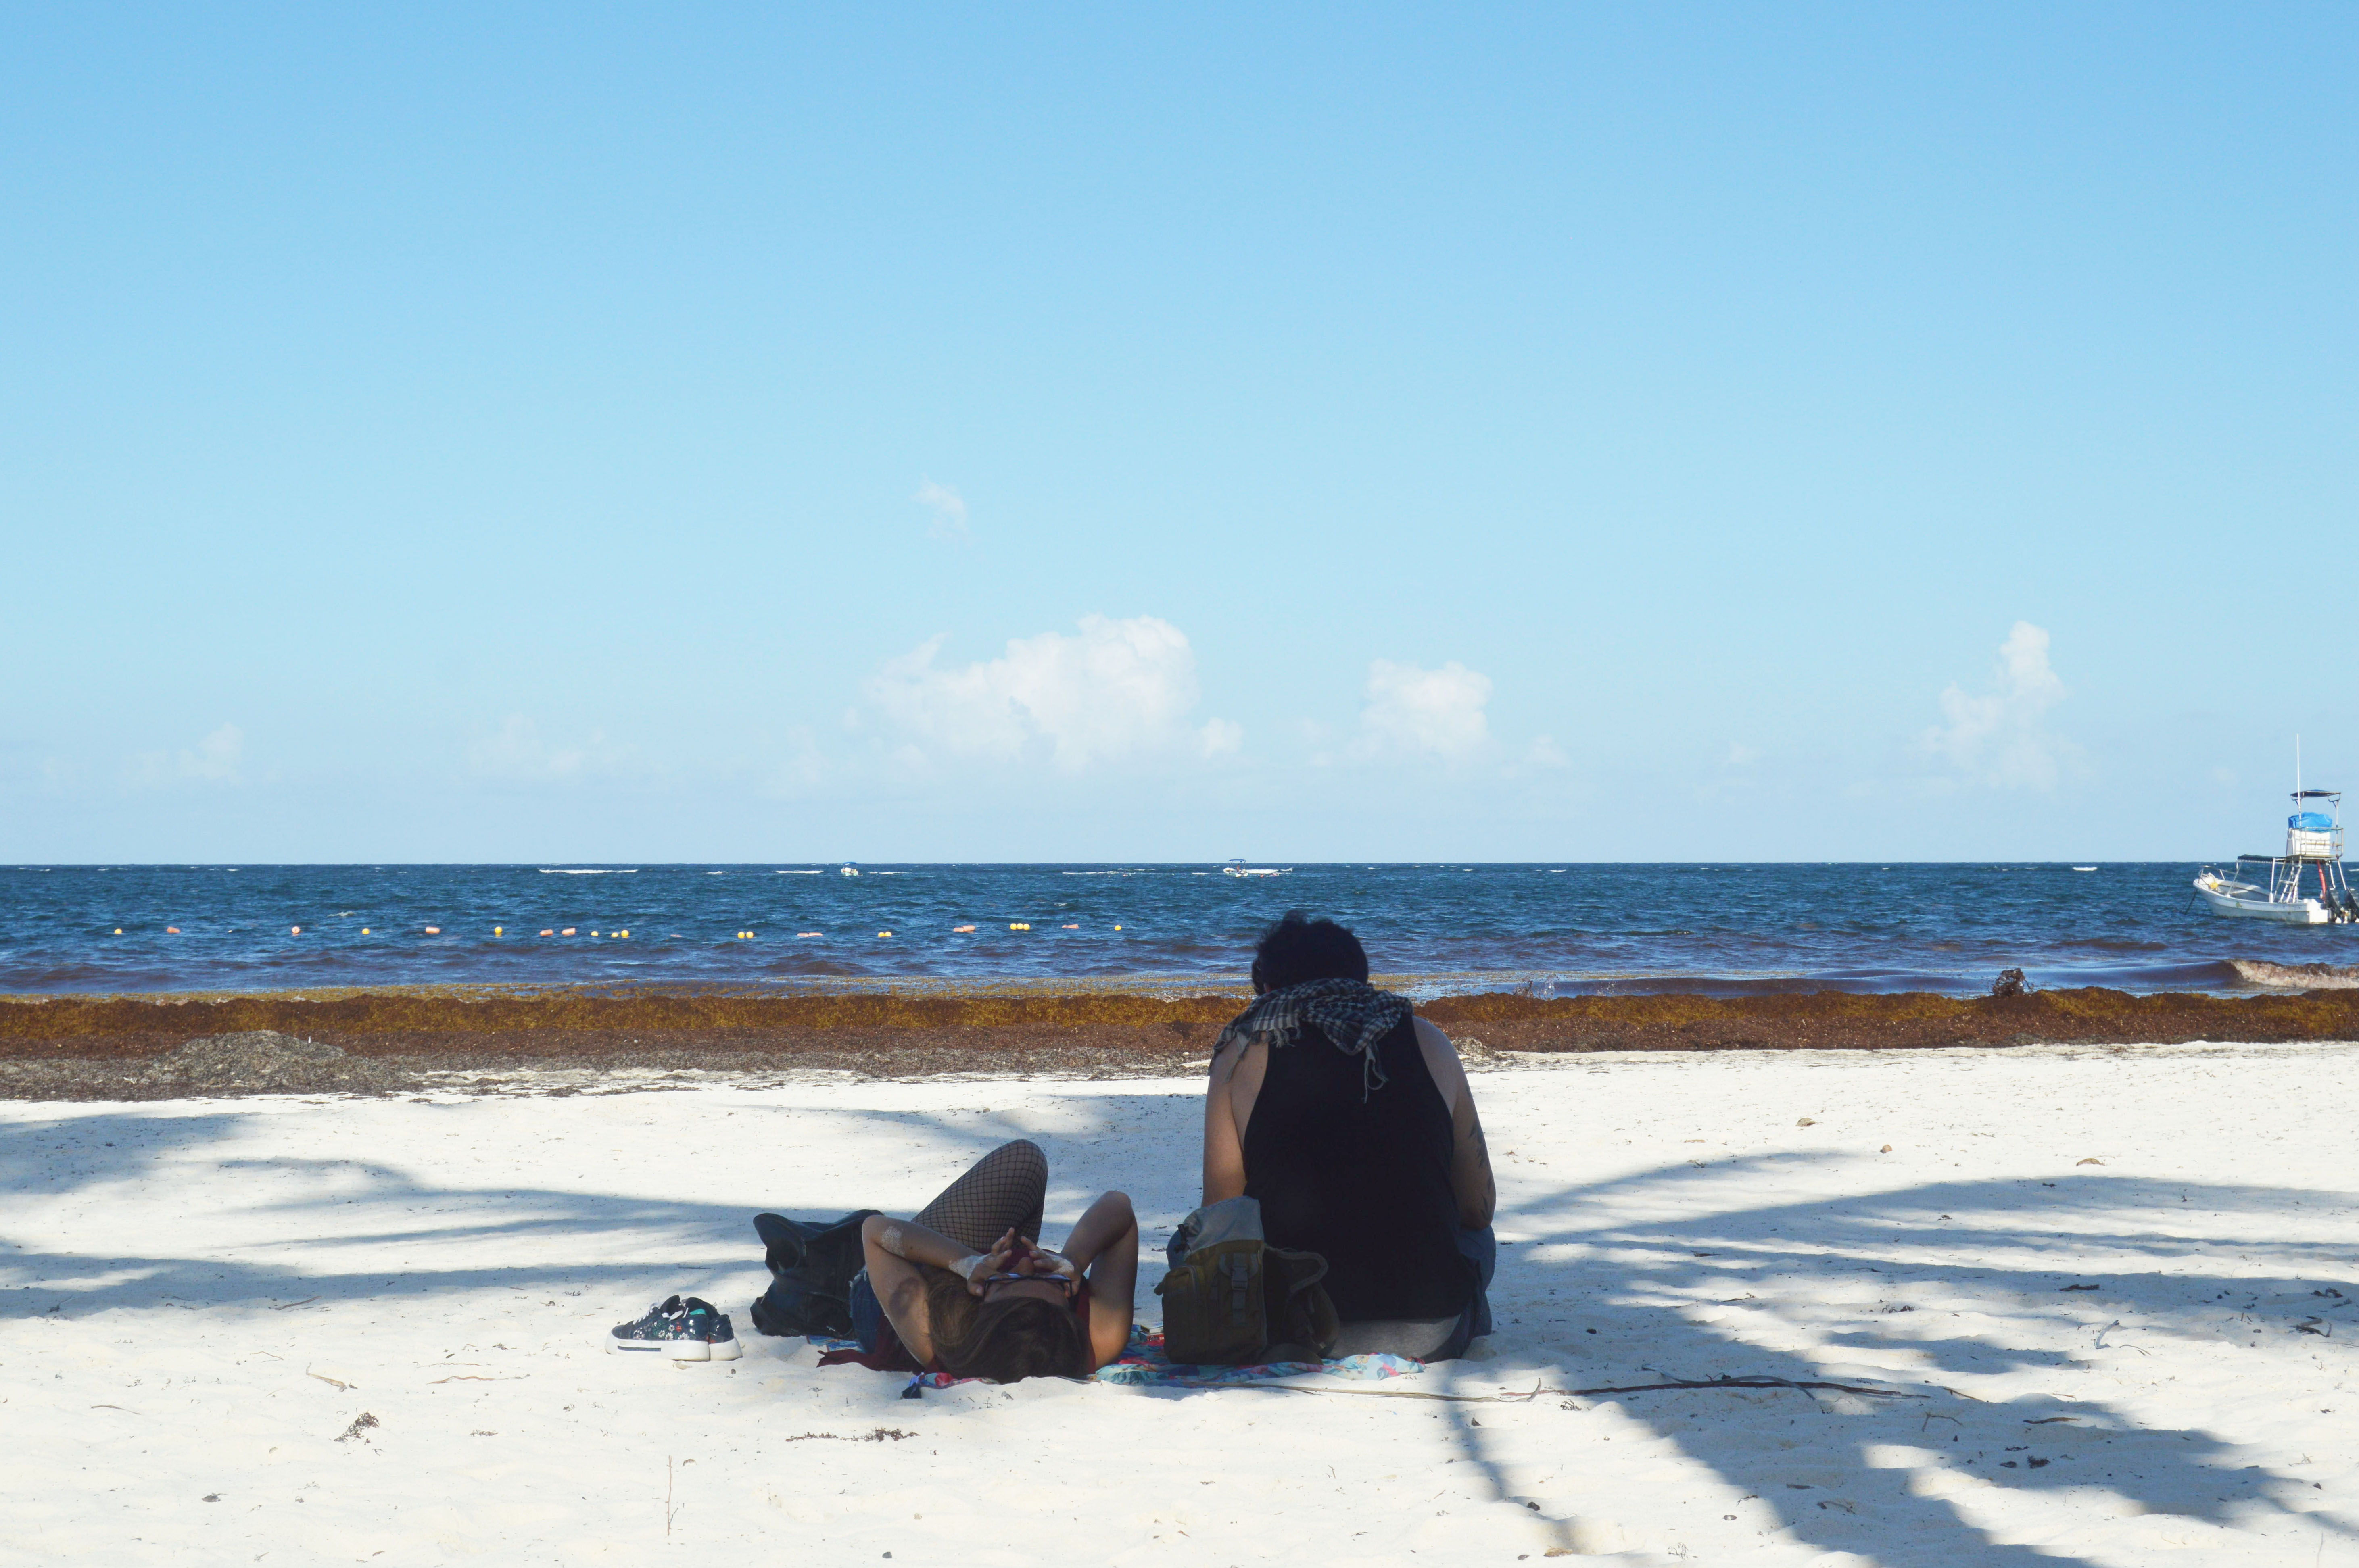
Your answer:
[5,1099,2355,1563]
[1437,1151,2359,1563]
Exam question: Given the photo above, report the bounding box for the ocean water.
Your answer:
[3,862,2353,998]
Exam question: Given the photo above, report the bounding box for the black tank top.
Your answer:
[1240,1016,1474,1322]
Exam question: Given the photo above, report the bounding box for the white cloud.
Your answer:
[467,717,628,783]
[866,614,1234,771]
[913,478,968,540]
[1921,621,2072,788]
[1355,659,1493,759]
[1198,717,1245,758]
[183,724,242,780]
[126,723,243,787]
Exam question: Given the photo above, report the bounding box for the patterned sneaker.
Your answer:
[607,1295,743,1361]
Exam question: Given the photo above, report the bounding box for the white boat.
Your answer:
[2194,867,2338,923]
[2194,749,2356,923]
[839,863,860,877]
[1221,859,1287,878]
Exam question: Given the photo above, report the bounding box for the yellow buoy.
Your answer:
[1010,922,1031,931]
[877,930,893,938]
[362,928,370,934]
[1114,924,1122,931]
[494,926,503,936]
[113,928,122,934]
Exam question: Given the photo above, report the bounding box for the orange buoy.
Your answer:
[540,928,554,936]
[796,931,820,938]
[952,924,976,933]
[291,926,301,934]
[1061,924,1078,929]
[424,926,441,935]
[561,927,576,936]
[166,926,180,934]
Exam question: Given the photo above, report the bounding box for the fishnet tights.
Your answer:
[912,1139,1047,1254]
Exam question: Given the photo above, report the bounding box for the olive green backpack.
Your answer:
[1155,1196,1339,1365]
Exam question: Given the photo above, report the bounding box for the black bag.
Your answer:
[748,1210,878,1338]
[1156,1197,1338,1365]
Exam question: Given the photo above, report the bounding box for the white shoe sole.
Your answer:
[607,1335,742,1361]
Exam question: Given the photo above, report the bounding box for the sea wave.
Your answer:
[2227,959,2359,990]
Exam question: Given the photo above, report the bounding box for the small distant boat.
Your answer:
[2073,866,2098,872]
[839,863,861,877]
[1222,859,1287,878]
[2195,744,2357,924]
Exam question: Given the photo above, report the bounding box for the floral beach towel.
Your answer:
[808,1326,1423,1394]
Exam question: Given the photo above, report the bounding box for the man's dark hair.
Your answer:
[1250,911,1370,993]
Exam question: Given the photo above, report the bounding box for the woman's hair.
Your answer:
[921,1268,1090,1383]
[1250,910,1369,993]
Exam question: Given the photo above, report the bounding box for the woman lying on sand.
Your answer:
[849,1139,1138,1382]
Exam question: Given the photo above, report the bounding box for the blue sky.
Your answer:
[2,5,2352,862]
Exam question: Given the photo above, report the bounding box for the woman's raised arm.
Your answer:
[1058,1189,1139,1370]
[859,1213,1003,1366]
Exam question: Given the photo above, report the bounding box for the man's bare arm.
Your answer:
[1416,1017,1495,1228]
[1449,1090,1497,1229]
[1201,1043,1248,1205]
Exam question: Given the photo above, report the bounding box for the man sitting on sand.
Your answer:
[1200,911,1496,1360]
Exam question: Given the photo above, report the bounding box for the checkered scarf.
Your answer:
[1215,977,1412,1099]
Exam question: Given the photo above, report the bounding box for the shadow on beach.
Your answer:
[4,1094,2356,1563]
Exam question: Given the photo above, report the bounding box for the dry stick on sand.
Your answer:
[1212,1375,1931,1405]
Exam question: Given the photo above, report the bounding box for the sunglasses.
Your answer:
[983,1270,1073,1292]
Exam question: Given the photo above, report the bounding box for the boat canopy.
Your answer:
[2291,811,2336,831]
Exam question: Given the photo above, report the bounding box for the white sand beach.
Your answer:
[8,1040,2359,1566]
